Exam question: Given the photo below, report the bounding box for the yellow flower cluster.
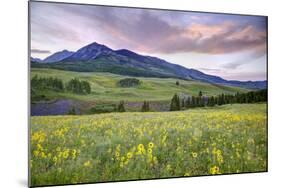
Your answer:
[210,166,220,175]
[212,147,224,164]
[30,103,267,185]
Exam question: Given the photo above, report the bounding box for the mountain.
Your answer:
[43,50,74,63]
[62,42,115,62]
[31,42,267,89]
[31,57,43,63]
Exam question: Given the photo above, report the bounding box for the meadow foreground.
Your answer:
[30,103,267,186]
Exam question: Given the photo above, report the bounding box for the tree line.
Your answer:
[31,75,91,94]
[170,89,267,111]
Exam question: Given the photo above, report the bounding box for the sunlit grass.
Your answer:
[30,103,267,186]
[31,68,249,102]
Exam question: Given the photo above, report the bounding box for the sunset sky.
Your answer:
[30,1,267,81]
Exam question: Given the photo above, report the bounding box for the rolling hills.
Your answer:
[31,68,249,103]
[31,42,267,90]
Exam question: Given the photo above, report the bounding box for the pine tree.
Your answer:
[141,101,150,112]
[117,101,126,112]
[185,97,191,108]
[208,96,215,107]
[170,94,180,111]
[181,98,185,109]
[68,107,76,115]
[191,96,196,107]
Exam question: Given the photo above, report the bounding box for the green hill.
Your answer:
[31,68,249,103]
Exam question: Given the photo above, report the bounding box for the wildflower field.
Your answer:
[30,103,267,186]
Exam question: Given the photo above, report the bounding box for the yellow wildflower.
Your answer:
[63,149,69,159]
[148,142,154,148]
[127,152,133,159]
[72,149,77,159]
[138,144,144,151]
[84,160,91,167]
[210,166,220,175]
[33,150,39,157]
[53,156,58,164]
[192,152,198,158]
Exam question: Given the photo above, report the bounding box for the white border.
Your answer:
[1,0,280,188]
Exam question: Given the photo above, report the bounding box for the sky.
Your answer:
[30,1,267,81]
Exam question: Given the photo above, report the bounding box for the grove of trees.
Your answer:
[66,78,91,94]
[31,75,91,95]
[118,78,141,87]
[31,75,64,91]
[170,89,267,111]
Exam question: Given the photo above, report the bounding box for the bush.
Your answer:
[89,104,117,114]
[118,78,141,87]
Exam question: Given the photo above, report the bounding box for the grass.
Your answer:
[31,68,249,102]
[30,103,267,186]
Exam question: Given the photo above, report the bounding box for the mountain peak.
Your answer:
[32,42,267,89]
[62,49,71,53]
[84,42,111,50]
[31,56,43,63]
[63,42,114,62]
[43,50,74,63]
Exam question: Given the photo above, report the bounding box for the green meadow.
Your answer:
[30,103,267,186]
[31,68,249,103]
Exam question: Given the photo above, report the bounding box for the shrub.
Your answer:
[89,104,117,114]
[118,78,141,87]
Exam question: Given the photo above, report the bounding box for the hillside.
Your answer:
[31,68,249,103]
[31,42,267,90]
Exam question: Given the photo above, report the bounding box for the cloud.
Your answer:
[84,9,267,56]
[222,46,266,70]
[143,21,266,55]
[30,2,267,57]
[222,72,267,81]
[198,68,222,75]
[31,49,51,54]
[199,68,222,73]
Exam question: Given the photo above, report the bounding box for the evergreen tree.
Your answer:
[66,78,91,94]
[170,94,180,111]
[185,97,191,108]
[81,81,91,94]
[68,107,76,115]
[117,101,126,112]
[181,98,185,109]
[208,96,215,107]
[191,96,196,107]
[195,96,200,107]
[141,101,150,112]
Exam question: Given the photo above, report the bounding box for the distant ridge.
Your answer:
[31,42,267,90]
[43,50,74,63]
